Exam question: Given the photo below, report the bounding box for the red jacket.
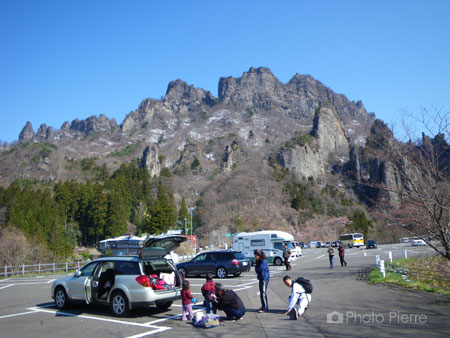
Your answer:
[181,288,193,305]
[201,281,216,298]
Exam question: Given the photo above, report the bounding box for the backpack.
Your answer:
[295,277,313,294]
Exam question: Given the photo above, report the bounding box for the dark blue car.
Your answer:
[176,250,250,278]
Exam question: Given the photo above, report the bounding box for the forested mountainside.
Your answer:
[2,66,425,260]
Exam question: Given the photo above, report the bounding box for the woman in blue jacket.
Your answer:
[254,249,270,313]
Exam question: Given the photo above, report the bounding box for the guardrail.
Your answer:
[1,261,85,278]
[1,254,198,279]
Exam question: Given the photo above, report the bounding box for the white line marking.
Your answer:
[143,308,204,325]
[0,310,38,319]
[0,284,14,290]
[316,254,326,259]
[126,327,170,338]
[28,307,170,330]
[47,279,55,284]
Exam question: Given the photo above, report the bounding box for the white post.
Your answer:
[4,265,6,277]
[38,263,41,274]
[380,260,385,278]
[65,262,68,272]
[404,250,408,259]
[22,264,25,276]
[375,255,380,264]
[389,251,392,263]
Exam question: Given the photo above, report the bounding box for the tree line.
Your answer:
[0,160,190,260]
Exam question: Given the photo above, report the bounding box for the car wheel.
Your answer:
[216,267,228,279]
[110,290,129,317]
[54,286,69,310]
[156,300,173,311]
[178,267,187,278]
[274,257,282,266]
[233,272,241,277]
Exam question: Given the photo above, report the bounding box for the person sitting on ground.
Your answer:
[283,275,311,320]
[210,283,246,321]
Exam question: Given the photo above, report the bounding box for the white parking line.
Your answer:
[0,284,14,290]
[126,328,170,338]
[316,254,326,259]
[0,310,38,319]
[28,306,172,335]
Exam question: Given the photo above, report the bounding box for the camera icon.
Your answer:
[327,311,344,324]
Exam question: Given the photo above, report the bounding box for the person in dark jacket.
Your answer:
[254,249,270,313]
[327,245,335,269]
[210,283,246,320]
[283,244,292,271]
[201,273,216,314]
[338,242,347,266]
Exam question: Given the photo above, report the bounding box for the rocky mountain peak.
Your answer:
[70,114,118,136]
[218,66,284,108]
[164,79,216,107]
[18,121,34,142]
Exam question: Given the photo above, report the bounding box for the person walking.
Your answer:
[338,242,347,267]
[283,244,291,271]
[211,283,246,321]
[283,276,312,320]
[327,244,335,269]
[201,273,217,314]
[254,249,270,313]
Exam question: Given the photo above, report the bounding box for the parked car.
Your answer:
[176,250,251,279]
[411,237,426,246]
[400,237,410,243]
[297,241,306,249]
[317,241,324,248]
[288,241,302,257]
[51,235,186,317]
[308,241,320,248]
[331,241,340,247]
[366,240,377,249]
[325,241,331,247]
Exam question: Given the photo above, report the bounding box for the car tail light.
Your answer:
[231,259,239,266]
[136,275,151,287]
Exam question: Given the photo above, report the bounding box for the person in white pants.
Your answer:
[283,276,312,319]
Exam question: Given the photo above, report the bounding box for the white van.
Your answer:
[232,230,295,266]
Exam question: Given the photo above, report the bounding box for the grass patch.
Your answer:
[368,255,450,297]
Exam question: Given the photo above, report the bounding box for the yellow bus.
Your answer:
[339,233,364,248]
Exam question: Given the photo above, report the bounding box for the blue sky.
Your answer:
[1,0,449,143]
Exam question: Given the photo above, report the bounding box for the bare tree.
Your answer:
[371,107,450,260]
[0,226,35,267]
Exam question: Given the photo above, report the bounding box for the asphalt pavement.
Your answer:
[0,243,449,337]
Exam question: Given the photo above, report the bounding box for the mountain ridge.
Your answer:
[0,67,381,243]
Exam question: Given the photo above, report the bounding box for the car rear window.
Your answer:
[233,252,247,260]
[217,252,232,260]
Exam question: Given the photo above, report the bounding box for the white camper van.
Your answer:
[232,230,295,266]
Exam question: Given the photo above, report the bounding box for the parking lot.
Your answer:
[1,244,449,337]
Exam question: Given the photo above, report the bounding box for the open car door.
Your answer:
[139,235,187,260]
[84,263,102,304]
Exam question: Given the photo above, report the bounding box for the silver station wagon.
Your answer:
[51,235,186,317]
